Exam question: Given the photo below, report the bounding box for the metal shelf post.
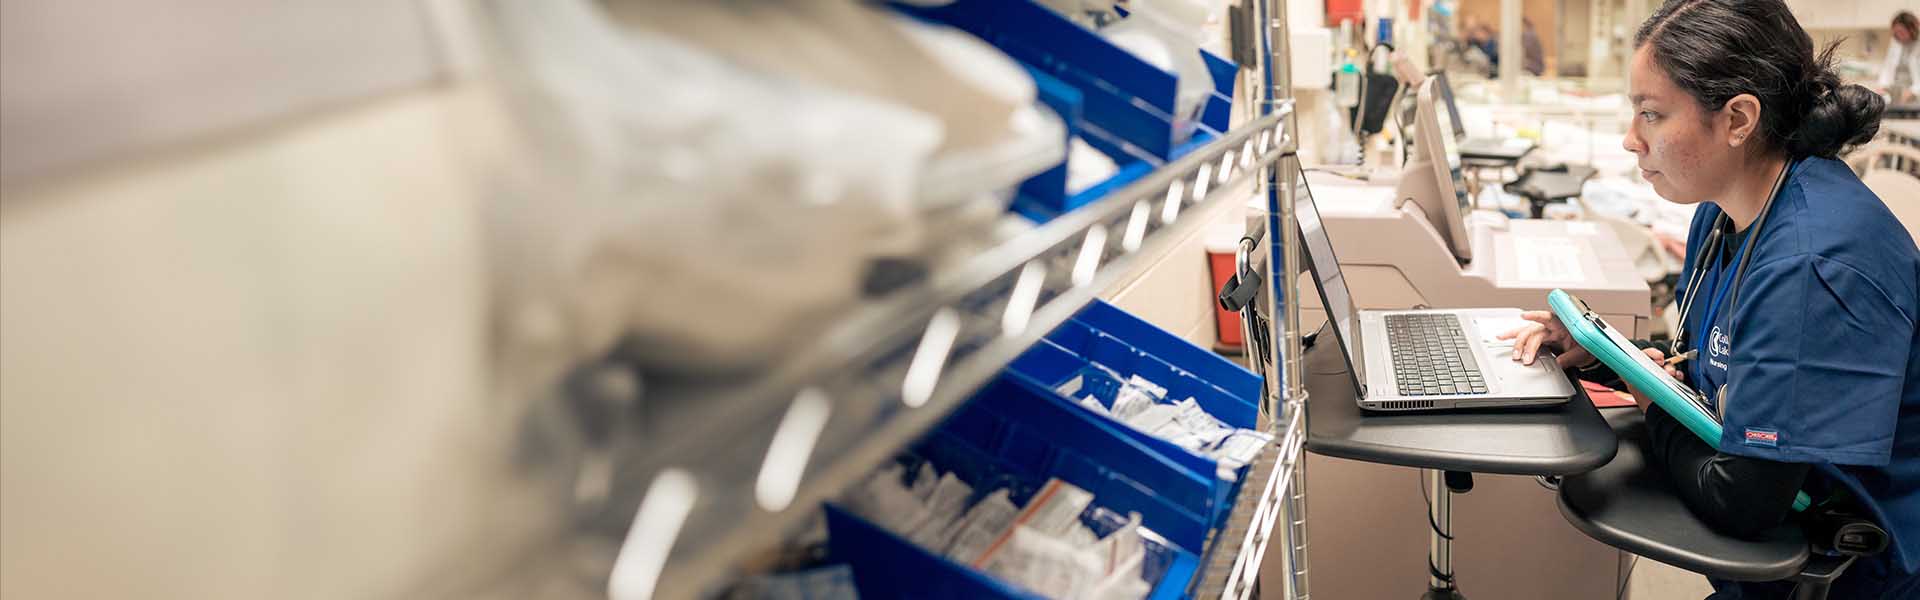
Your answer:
[1264,0,1310,597]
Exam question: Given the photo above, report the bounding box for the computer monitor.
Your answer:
[1394,76,1476,263]
[1432,71,1468,140]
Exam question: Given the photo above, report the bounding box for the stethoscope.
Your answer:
[1667,158,1794,417]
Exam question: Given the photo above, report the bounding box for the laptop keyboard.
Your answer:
[1385,314,1489,396]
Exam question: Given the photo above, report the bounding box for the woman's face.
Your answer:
[1896,24,1916,44]
[1622,47,1739,205]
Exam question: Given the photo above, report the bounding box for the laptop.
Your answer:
[1295,172,1575,412]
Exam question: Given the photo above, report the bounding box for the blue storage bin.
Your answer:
[1063,301,1262,405]
[1010,56,1165,223]
[943,377,1220,543]
[827,504,1198,600]
[896,0,1181,160]
[1016,68,1082,214]
[824,373,1212,598]
[1197,51,1239,136]
[900,1,1244,223]
[1005,301,1263,527]
[826,505,1031,599]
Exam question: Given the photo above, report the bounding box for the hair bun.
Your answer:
[1789,83,1883,158]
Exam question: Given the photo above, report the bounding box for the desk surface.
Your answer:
[1302,332,1619,475]
[1558,409,1809,582]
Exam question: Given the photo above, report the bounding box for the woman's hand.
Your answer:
[1623,347,1678,413]
[1497,311,1597,368]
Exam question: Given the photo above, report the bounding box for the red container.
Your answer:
[1206,226,1246,351]
[1325,0,1365,28]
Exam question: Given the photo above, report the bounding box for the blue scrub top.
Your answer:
[1674,157,1920,587]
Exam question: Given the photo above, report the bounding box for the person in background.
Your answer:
[1521,18,1546,76]
[1880,11,1920,103]
[1464,19,1543,77]
[1464,19,1500,77]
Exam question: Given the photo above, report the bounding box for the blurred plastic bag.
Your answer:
[609,0,1023,154]
[476,0,942,375]
[607,0,1064,253]
[1099,0,1215,142]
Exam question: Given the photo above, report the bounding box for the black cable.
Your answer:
[1420,470,1458,592]
[1428,560,1457,585]
[1616,555,1639,600]
[1418,472,1456,541]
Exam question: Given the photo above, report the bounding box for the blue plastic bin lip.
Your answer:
[1044,320,1257,414]
[1073,300,1255,373]
[1055,300,1261,410]
[823,503,1042,599]
[823,500,1203,600]
[1013,131,1221,223]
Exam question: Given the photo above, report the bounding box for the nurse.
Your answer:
[1502,0,1920,597]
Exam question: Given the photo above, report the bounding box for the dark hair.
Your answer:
[1635,0,1883,159]
[1896,11,1918,36]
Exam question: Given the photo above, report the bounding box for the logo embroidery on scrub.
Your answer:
[1709,326,1731,357]
[1744,428,1780,448]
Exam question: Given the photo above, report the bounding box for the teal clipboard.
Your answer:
[1548,289,1811,512]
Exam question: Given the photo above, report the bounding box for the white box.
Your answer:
[1291,27,1333,90]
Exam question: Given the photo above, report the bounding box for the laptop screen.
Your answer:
[1294,171,1367,392]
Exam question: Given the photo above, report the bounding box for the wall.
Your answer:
[1100,183,1250,351]
[1559,0,1594,76]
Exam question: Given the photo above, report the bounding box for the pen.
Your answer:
[1663,349,1698,367]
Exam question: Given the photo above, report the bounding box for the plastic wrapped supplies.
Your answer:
[1066,138,1121,195]
[1099,0,1215,142]
[607,0,1065,252]
[474,0,1060,376]
[843,464,1163,600]
[1060,369,1274,470]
